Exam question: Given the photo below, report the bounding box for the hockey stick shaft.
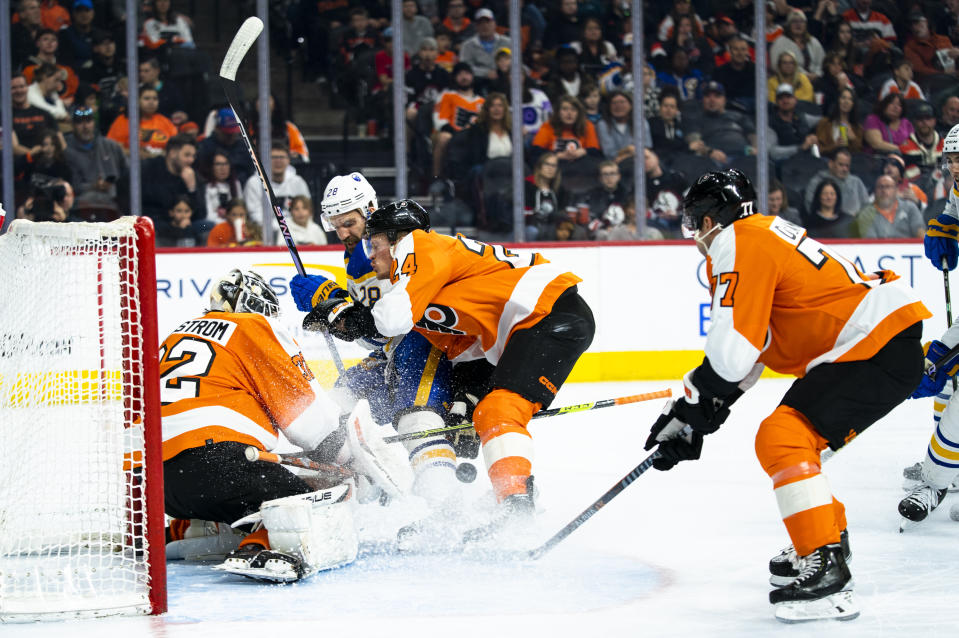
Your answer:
[219,17,345,375]
[943,257,957,391]
[382,389,672,444]
[244,446,355,480]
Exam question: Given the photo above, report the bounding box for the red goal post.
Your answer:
[0,217,166,621]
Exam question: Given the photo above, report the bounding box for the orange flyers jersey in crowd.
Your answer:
[371,230,582,365]
[433,90,484,132]
[704,214,930,382]
[159,311,339,461]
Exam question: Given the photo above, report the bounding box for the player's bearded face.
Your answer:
[332,211,366,252]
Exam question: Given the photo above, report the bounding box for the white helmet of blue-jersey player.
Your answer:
[945,123,959,154]
[320,172,378,232]
[209,269,280,317]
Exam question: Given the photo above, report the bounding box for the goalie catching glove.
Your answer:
[925,214,959,271]
[302,297,381,342]
[911,340,959,399]
[290,273,347,312]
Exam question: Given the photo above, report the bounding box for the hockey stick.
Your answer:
[219,17,345,376]
[244,446,356,481]
[382,389,672,444]
[943,257,957,392]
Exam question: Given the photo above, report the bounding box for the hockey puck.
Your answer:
[950,502,959,521]
[456,462,477,483]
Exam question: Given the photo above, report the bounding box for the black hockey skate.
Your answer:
[769,529,850,587]
[214,544,312,582]
[899,483,948,523]
[769,543,858,623]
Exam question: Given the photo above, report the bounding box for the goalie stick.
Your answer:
[219,17,345,375]
[381,389,673,444]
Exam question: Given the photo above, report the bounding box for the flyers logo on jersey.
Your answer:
[290,353,315,381]
[416,304,466,335]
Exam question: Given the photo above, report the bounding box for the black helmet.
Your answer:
[682,169,757,231]
[365,199,431,243]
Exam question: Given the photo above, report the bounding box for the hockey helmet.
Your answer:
[209,269,280,317]
[682,168,757,231]
[365,199,431,244]
[320,172,378,232]
[944,123,959,155]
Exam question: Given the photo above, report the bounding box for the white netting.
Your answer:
[0,218,155,621]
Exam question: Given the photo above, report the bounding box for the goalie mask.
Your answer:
[320,172,378,232]
[209,269,280,317]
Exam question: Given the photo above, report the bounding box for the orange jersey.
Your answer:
[531,120,601,153]
[371,231,582,364]
[436,50,457,72]
[704,215,930,381]
[107,112,178,153]
[23,63,79,100]
[160,311,339,461]
[433,90,484,132]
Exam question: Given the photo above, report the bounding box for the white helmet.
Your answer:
[945,123,959,154]
[320,172,378,231]
[209,269,280,317]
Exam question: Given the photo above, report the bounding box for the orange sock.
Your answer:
[238,527,271,550]
[473,388,540,502]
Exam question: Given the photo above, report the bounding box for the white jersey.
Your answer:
[943,183,959,221]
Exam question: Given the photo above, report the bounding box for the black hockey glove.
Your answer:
[302,297,381,342]
[644,406,703,471]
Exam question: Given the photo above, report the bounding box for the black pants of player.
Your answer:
[491,286,596,408]
[781,321,925,450]
[164,441,312,526]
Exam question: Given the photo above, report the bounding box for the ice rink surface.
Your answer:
[6,379,958,638]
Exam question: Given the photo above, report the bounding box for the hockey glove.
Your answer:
[925,215,959,272]
[644,401,704,471]
[912,340,959,399]
[302,297,381,342]
[445,391,482,459]
[290,273,347,313]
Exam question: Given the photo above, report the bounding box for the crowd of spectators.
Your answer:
[8,0,959,244]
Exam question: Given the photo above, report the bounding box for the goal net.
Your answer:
[0,217,165,621]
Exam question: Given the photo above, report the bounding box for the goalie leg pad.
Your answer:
[345,399,414,498]
[396,408,459,507]
[259,484,358,574]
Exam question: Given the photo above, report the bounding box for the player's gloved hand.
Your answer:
[644,400,704,471]
[302,297,379,342]
[444,391,482,458]
[912,340,959,399]
[925,215,959,271]
[290,273,346,312]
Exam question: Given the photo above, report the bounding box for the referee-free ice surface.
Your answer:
[6,380,957,638]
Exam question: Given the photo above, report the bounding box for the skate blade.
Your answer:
[899,517,921,533]
[774,590,860,623]
[903,479,959,493]
[769,574,796,587]
[212,562,304,583]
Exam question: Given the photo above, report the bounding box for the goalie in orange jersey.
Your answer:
[303,200,595,536]
[643,169,929,623]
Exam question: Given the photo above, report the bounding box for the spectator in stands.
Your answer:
[812,52,858,116]
[579,83,602,125]
[79,31,123,124]
[809,0,842,45]
[11,0,43,69]
[433,26,458,71]
[459,9,510,93]
[899,101,944,172]
[815,87,864,155]
[660,14,714,78]
[804,178,853,239]
[370,28,411,137]
[138,57,187,124]
[11,74,61,158]
[851,174,924,238]
[400,0,434,56]
[939,96,959,136]
[107,85,177,158]
[804,148,870,215]
[767,178,802,225]
[197,108,253,184]
[531,95,602,172]
[827,20,864,79]
[648,88,688,155]
[878,58,925,101]
[64,105,127,213]
[644,148,688,238]
[58,0,96,69]
[156,195,206,247]
[207,199,262,247]
[487,47,515,97]
[406,37,450,120]
[767,84,820,163]
[544,46,586,104]
[242,142,310,227]
[841,0,896,44]
[431,62,484,179]
[770,9,825,80]
[712,36,756,113]
[140,0,195,50]
[27,63,69,122]
[571,17,619,75]
[251,94,310,164]
[933,0,959,45]
[594,199,664,241]
[200,152,242,224]
[864,93,913,154]
[767,51,814,103]
[656,0,705,43]
[655,47,704,103]
[524,152,566,241]
[447,91,512,182]
[23,29,79,104]
[18,177,73,222]
[36,0,70,30]
[141,133,198,222]
[584,159,630,226]
[904,12,959,81]
[882,154,927,212]
[597,90,648,170]
[283,196,327,246]
[545,0,584,50]
[440,0,474,51]
[687,80,757,165]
